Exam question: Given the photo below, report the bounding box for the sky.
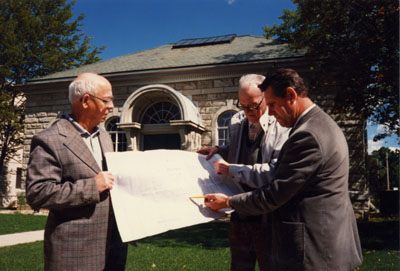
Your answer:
[71,0,296,60]
[70,0,398,153]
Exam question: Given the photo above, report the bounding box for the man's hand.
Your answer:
[95,171,114,193]
[204,193,230,210]
[197,146,219,160]
[213,159,230,175]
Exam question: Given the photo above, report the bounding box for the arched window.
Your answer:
[141,102,181,124]
[106,117,127,152]
[217,111,236,146]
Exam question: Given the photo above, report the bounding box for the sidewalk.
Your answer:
[0,230,44,247]
[0,209,47,247]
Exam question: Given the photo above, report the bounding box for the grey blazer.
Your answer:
[26,118,125,271]
[232,106,363,270]
[219,111,290,188]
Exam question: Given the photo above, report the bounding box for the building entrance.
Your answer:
[143,134,181,150]
[119,84,205,151]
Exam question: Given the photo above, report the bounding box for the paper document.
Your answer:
[105,149,243,242]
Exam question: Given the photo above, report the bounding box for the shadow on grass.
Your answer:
[136,221,230,249]
[357,219,399,250]
[136,218,399,252]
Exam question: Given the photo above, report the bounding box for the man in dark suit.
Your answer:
[205,68,363,270]
[26,73,127,270]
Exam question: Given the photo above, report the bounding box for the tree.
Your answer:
[367,147,399,211]
[368,147,399,191]
[0,0,104,179]
[263,0,399,141]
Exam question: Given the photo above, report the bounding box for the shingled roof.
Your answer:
[35,35,304,81]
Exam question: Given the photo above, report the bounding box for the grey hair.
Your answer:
[68,76,98,104]
[239,74,265,90]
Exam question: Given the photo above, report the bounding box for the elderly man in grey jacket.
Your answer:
[204,68,362,271]
[198,74,289,271]
[26,73,127,271]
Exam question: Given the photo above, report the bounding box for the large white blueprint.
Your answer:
[105,150,243,242]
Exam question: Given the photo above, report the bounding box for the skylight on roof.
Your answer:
[173,34,236,49]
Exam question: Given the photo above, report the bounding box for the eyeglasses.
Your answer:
[236,96,264,111]
[88,94,114,104]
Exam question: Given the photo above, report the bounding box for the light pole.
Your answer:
[385,151,390,191]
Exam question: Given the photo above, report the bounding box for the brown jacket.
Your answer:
[26,118,126,271]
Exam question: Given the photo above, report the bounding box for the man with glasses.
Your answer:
[26,73,127,270]
[198,74,289,271]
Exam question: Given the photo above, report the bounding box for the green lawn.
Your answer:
[0,221,231,271]
[0,214,398,270]
[0,213,47,235]
[354,219,400,271]
[126,222,231,270]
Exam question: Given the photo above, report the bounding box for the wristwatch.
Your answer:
[226,196,231,209]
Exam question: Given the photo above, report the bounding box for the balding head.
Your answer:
[238,74,265,94]
[69,73,114,132]
[237,74,267,123]
[69,73,112,104]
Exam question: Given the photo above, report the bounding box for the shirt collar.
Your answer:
[248,108,272,133]
[65,114,100,137]
[293,103,316,128]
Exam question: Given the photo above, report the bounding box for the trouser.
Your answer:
[229,220,268,271]
[105,212,128,271]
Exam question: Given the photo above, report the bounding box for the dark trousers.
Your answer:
[105,213,128,271]
[229,220,269,271]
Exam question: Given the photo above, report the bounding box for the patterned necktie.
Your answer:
[249,123,261,142]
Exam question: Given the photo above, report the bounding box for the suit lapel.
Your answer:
[277,106,321,164]
[57,119,101,173]
[289,105,321,137]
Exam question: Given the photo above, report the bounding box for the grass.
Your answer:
[125,222,231,270]
[354,218,400,271]
[0,214,398,271]
[0,221,231,271]
[0,242,44,271]
[0,213,47,235]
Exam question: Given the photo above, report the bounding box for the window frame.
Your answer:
[105,117,128,152]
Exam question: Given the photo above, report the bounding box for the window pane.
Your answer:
[106,118,118,131]
[217,111,236,146]
[117,133,127,152]
[141,102,181,124]
[106,117,127,152]
[16,168,22,189]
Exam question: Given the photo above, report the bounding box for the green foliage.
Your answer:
[0,90,24,172]
[368,147,399,191]
[16,192,26,210]
[0,0,104,176]
[264,0,399,140]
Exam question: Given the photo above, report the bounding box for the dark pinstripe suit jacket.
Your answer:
[26,118,122,270]
[232,106,363,270]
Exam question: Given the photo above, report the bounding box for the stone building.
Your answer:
[19,34,369,217]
